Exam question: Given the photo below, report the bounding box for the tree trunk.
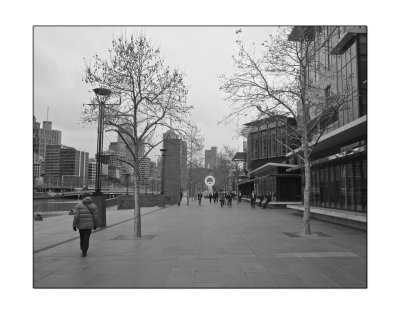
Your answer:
[300,44,311,236]
[133,163,141,238]
[302,159,311,235]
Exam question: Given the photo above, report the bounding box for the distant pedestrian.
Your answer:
[178,191,183,206]
[219,191,225,207]
[213,192,218,203]
[209,192,213,203]
[186,192,190,205]
[197,192,203,205]
[250,191,256,208]
[72,195,99,257]
[238,191,242,203]
[227,192,232,207]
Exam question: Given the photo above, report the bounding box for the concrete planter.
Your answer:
[117,195,136,210]
[117,194,167,210]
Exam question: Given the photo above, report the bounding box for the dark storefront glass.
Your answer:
[320,166,325,207]
[329,164,336,208]
[310,153,366,213]
[346,161,354,211]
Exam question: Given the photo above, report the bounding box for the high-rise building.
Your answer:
[108,141,119,153]
[100,148,124,180]
[33,116,62,160]
[33,154,44,183]
[149,161,156,178]
[162,130,188,199]
[139,157,151,181]
[44,145,89,187]
[117,126,146,175]
[88,158,97,183]
[205,150,211,168]
[204,146,217,169]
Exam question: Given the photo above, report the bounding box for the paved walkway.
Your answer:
[34,200,366,288]
[34,205,162,253]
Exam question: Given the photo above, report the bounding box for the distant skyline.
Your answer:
[34,26,277,160]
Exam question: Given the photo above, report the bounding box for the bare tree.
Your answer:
[214,151,233,192]
[220,27,351,235]
[222,146,242,203]
[83,34,191,238]
[183,124,205,198]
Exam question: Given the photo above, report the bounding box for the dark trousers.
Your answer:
[79,229,92,254]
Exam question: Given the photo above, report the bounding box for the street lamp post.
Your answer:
[83,87,113,228]
[160,148,167,194]
[93,87,111,196]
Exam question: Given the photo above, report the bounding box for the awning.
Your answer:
[331,28,366,55]
[238,178,255,185]
[286,145,366,172]
[248,162,297,175]
[253,173,301,180]
[286,115,367,159]
[232,152,246,161]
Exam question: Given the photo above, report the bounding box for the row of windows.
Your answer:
[310,153,366,212]
[248,125,290,160]
[307,27,367,138]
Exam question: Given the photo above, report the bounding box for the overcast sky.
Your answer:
[34,26,277,161]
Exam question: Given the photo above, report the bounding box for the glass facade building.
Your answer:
[239,117,301,201]
[289,26,367,213]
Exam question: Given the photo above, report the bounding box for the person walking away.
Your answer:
[226,192,232,207]
[250,191,256,208]
[72,194,99,257]
[219,191,225,207]
[186,191,190,205]
[209,192,213,203]
[178,191,183,206]
[197,192,203,205]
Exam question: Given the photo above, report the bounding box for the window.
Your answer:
[254,133,259,159]
[281,128,287,155]
[351,57,357,92]
[271,129,276,157]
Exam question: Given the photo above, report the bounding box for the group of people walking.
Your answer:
[191,190,236,207]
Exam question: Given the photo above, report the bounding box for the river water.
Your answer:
[33,198,81,213]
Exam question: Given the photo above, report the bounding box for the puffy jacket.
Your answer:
[72,197,100,230]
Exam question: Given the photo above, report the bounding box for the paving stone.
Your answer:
[240,261,267,273]
[194,261,220,272]
[221,274,250,287]
[245,272,278,287]
[272,274,306,288]
[192,282,221,288]
[194,271,220,283]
